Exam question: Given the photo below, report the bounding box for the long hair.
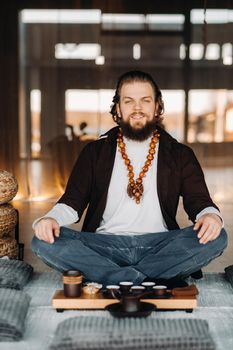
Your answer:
[110,70,164,125]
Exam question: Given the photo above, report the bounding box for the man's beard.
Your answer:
[118,115,158,141]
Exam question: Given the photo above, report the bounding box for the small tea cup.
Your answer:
[119,281,133,294]
[131,285,145,295]
[153,285,167,297]
[106,285,120,298]
[141,281,156,291]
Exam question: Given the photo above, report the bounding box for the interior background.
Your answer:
[0,0,232,271]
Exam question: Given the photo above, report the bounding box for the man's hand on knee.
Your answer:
[34,218,60,244]
[193,213,222,244]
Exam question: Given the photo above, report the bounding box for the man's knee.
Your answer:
[31,235,41,254]
[202,228,228,262]
[31,235,65,272]
[31,235,54,257]
[213,228,228,253]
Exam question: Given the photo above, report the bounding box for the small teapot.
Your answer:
[120,294,141,312]
[106,282,152,313]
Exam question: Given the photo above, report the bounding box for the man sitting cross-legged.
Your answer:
[31,70,227,288]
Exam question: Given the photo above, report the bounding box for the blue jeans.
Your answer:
[31,226,227,286]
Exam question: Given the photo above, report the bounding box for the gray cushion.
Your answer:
[0,288,31,341]
[50,316,216,350]
[0,259,33,289]
[224,265,233,288]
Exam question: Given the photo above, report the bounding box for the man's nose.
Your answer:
[134,101,142,110]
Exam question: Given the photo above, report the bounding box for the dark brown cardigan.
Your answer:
[58,126,218,232]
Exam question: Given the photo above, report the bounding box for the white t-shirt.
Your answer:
[96,138,167,234]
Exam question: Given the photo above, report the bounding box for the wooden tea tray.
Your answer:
[52,289,197,312]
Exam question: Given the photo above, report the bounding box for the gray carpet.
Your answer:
[1,272,233,349]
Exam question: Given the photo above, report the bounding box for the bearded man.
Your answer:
[31,70,227,287]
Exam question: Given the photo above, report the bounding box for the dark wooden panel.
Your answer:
[0,2,19,172]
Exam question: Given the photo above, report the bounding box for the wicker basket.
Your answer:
[0,170,18,204]
[0,204,17,238]
[0,236,18,258]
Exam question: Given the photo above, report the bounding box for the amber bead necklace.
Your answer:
[117,128,160,204]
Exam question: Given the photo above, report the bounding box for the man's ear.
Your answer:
[155,102,159,116]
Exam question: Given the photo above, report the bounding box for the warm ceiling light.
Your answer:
[222,43,233,65]
[190,44,204,60]
[133,44,141,60]
[21,9,101,23]
[102,13,145,24]
[146,14,184,24]
[179,44,186,60]
[146,14,184,30]
[223,56,233,65]
[55,43,101,60]
[191,9,229,24]
[205,44,220,60]
[95,56,105,65]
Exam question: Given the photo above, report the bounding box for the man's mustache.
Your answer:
[130,112,146,118]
